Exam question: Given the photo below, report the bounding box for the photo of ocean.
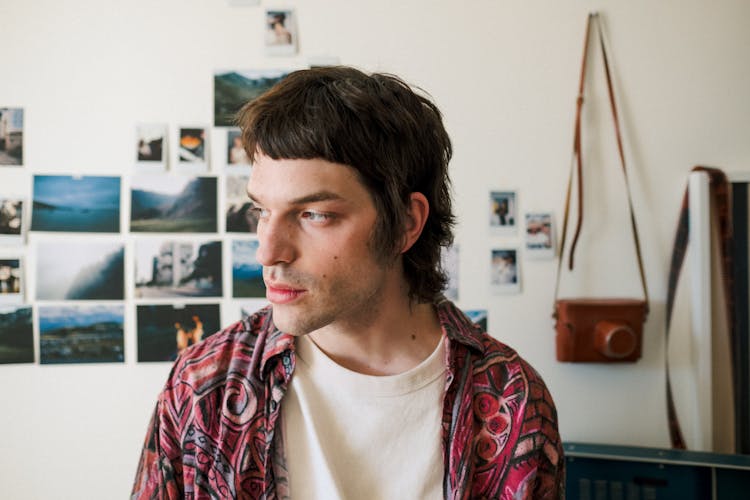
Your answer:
[31,175,121,232]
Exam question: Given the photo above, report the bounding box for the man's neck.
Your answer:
[307,298,443,377]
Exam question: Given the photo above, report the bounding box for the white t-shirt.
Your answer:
[282,334,446,500]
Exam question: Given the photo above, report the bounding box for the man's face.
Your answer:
[247,154,392,336]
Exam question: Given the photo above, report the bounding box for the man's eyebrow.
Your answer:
[246,190,346,205]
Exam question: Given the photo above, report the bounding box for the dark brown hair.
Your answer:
[236,66,454,303]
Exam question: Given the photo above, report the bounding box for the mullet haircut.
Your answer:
[236,66,454,303]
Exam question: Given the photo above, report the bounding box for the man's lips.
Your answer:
[265,282,306,304]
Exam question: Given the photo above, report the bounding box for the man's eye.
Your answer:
[301,211,330,222]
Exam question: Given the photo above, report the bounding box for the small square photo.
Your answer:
[525,212,555,259]
[490,248,521,294]
[0,305,34,364]
[0,258,23,303]
[136,123,167,166]
[0,108,24,166]
[0,198,24,239]
[265,9,298,56]
[490,190,517,234]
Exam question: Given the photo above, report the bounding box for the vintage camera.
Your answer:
[554,298,647,362]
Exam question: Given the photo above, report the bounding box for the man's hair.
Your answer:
[236,66,454,303]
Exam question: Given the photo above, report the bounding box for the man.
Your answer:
[132,66,563,499]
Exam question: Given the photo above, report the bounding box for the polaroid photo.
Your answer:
[31,175,121,233]
[214,69,291,127]
[0,258,23,304]
[232,239,265,298]
[0,305,34,364]
[226,128,251,168]
[0,198,24,243]
[0,108,24,166]
[441,244,459,301]
[130,174,217,233]
[38,304,124,364]
[136,123,168,169]
[226,174,258,233]
[490,248,521,294]
[265,9,298,56]
[176,126,209,173]
[489,190,518,235]
[525,212,556,259]
[233,299,269,322]
[136,303,221,362]
[463,309,488,332]
[36,240,124,300]
[135,239,223,298]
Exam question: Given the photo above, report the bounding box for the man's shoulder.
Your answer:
[166,306,276,390]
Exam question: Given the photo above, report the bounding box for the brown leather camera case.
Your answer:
[555,298,647,362]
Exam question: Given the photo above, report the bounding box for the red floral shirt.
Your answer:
[132,300,564,499]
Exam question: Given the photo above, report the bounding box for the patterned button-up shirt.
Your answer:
[132,300,564,499]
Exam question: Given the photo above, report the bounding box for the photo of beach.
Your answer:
[36,241,124,300]
[135,239,222,298]
[0,305,34,364]
[232,239,265,297]
[214,69,289,127]
[38,304,124,364]
[31,175,121,233]
[130,174,217,233]
[136,303,220,362]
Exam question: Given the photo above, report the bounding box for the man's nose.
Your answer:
[255,216,296,266]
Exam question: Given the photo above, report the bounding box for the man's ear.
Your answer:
[400,192,429,254]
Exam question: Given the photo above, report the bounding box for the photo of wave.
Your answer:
[31,175,120,232]
[232,239,265,298]
[137,303,220,362]
[39,305,124,364]
[36,241,124,300]
[130,174,217,233]
[0,305,33,364]
[214,69,289,127]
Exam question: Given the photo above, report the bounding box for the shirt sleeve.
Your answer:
[131,397,184,499]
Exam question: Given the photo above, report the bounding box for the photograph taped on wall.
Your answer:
[0,258,23,304]
[35,240,124,300]
[0,198,24,241]
[228,0,260,6]
[227,128,250,167]
[0,107,23,166]
[441,244,459,301]
[490,248,521,294]
[130,174,217,233]
[265,9,298,56]
[525,212,555,259]
[136,303,221,362]
[38,304,124,364]
[232,239,265,298]
[177,126,208,172]
[226,174,258,233]
[489,190,518,235]
[0,305,34,364]
[464,309,488,332]
[214,69,290,127]
[135,239,223,298]
[31,175,121,233]
[136,123,167,167]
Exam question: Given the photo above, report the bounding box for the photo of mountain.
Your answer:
[38,305,124,364]
[36,241,124,300]
[214,69,289,127]
[0,306,33,364]
[135,239,222,298]
[130,174,217,232]
[136,303,220,362]
[31,175,121,232]
[232,239,265,297]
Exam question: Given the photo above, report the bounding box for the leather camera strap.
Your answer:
[554,12,649,310]
[665,166,735,449]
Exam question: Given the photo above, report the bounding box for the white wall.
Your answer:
[1,0,749,497]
